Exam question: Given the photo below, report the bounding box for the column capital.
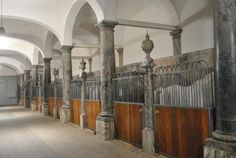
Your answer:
[117,48,124,56]
[61,45,73,52]
[43,58,52,63]
[170,28,182,39]
[88,58,92,63]
[98,20,118,30]
[31,65,39,69]
[25,70,31,73]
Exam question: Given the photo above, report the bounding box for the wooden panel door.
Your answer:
[71,99,81,124]
[48,97,54,116]
[155,107,209,158]
[114,103,143,147]
[86,100,101,130]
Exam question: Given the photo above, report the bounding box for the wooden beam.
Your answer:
[117,19,178,31]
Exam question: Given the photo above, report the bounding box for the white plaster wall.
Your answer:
[115,0,178,65]
[180,0,214,54]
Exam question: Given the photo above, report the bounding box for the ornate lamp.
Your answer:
[141,32,155,67]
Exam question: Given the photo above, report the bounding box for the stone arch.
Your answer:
[63,0,104,45]
[0,64,20,74]
[0,57,27,74]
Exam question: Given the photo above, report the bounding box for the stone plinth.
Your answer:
[42,102,49,116]
[204,138,236,158]
[96,116,114,140]
[60,108,71,123]
[31,101,36,112]
[142,128,155,153]
[80,113,86,128]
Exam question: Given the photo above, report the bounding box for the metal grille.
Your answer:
[47,84,54,98]
[113,72,144,103]
[153,60,215,108]
[85,77,100,100]
[70,80,81,99]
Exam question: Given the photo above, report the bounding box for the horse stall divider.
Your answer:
[35,96,41,111]
[57,98,63,118]
[155,106,210,158]
[86,100,101,131]
[70,99,81,124]
[153,61,214,158]
[114,103,143,147]
[48,97,54,116]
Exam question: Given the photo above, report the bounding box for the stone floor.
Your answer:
[0,106,165,158]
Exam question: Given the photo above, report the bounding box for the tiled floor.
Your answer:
[0,106,164,158]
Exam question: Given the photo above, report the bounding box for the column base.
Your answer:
[60,107,71,124]
[25,99,30,108]
[42,102,49,116]
[80,113,87,128]
[53,107,58,119]
[204,138,236,158]
[96,115,114,140]
[30,102,36,112]
[142,127,155,153]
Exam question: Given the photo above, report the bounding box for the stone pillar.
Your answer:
[79,59,87,128]
[24,70,31,108]
[19,74,24,106]
[42,58,52,115]
[88,58,92,73]
[141,33,155,153]
[30,65,38,111]
[29,76,36,111]
[38,74,43,112]
[117,48,124,66]
[204,1,236,157]
[60,46,73,123]
[53,68,59,119]
[32,65,39,86]
[96,20,117,140]
[170,28,182,56]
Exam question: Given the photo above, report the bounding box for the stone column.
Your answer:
[88,58,92,73]
[42,58,52,115]
[24,70,31,108]
[30,65,38,111]
[19,74,24,106]
[53,68,59,119]
[38,74,43,112]
[117,48,124,66]
[96,20,118,140]
[60,46,73,123]
[170,28,182,56]
[204,1,236,157]
[141,33,155,153]
[29,76,36,111]
[79,59,87,128]
[32,65,39,86]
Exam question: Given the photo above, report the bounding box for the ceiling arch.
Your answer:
[0,36,43,63]
[0,64,20,74]
[0,50,32,69]
[63,0,107,45]
[0,57,26,74]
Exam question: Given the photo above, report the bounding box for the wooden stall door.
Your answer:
[71,99,81,124]
[114,103,143,147]
[48,97,54,116]
[86,100,101,130]
[57,98,63,118]
[155,107,209,158]
[35,96,42,111]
